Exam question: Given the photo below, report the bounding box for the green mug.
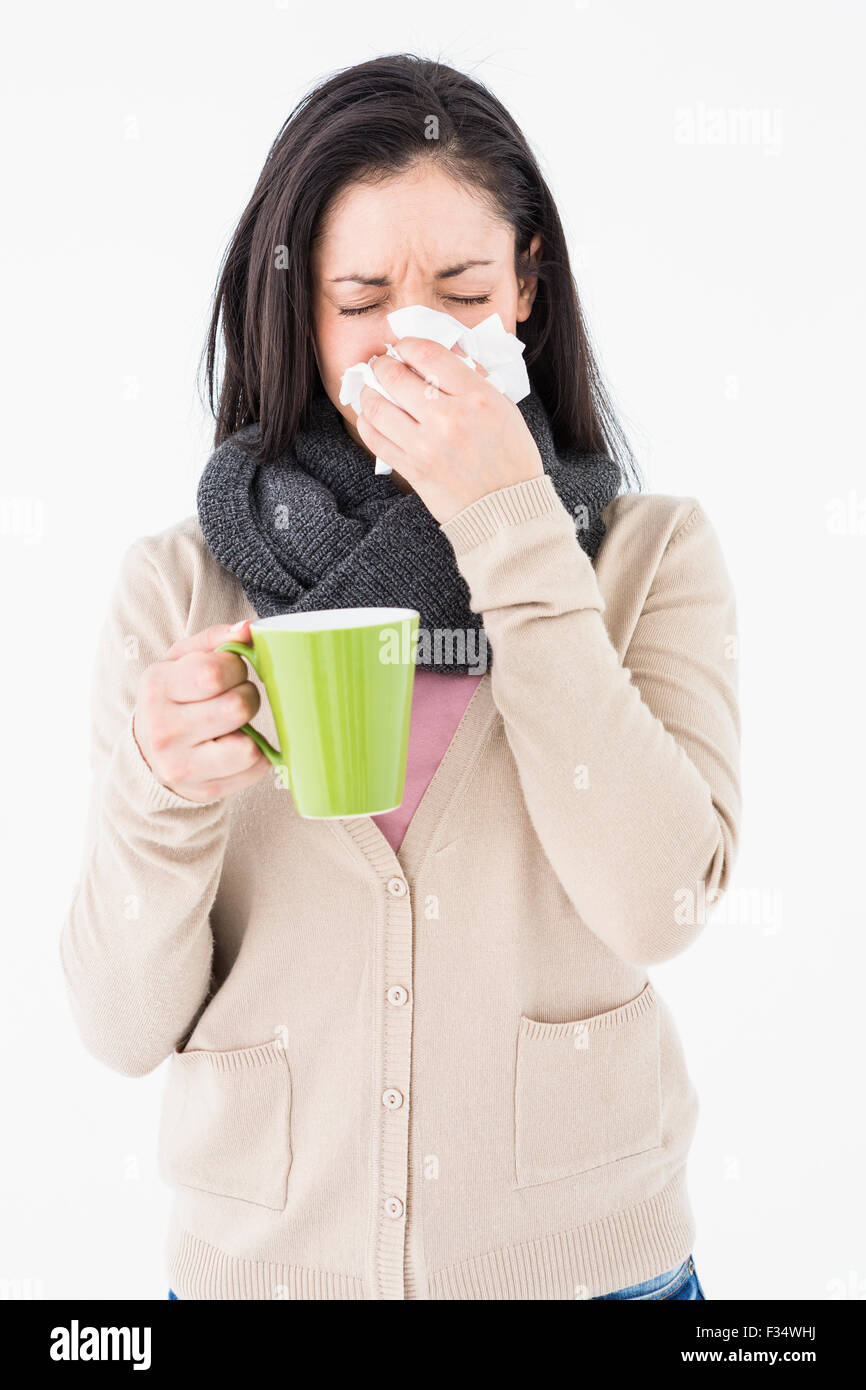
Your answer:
[217,606,419,819]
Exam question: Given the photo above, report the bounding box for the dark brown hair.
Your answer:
[202,53,639,489]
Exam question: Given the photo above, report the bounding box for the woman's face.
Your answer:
[311,164,540,463]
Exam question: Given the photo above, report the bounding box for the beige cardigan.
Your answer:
[60,474,740,1300]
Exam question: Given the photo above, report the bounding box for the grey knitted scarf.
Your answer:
[196,386,622,674]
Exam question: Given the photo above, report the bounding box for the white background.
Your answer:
[2,0,864,1301]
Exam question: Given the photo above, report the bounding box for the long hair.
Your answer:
[202,53,640,490]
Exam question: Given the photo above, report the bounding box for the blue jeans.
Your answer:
[169,1255,705,1301]
[592,1254,705,1300]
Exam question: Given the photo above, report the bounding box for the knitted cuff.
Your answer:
[439,475,566,555]
[115,711,226,813]
[440,472,607,620]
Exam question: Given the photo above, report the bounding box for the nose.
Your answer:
[380,291,447,344]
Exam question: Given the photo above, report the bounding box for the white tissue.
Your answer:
[338,304,530,475]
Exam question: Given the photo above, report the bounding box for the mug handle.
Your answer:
[216,640,287,772]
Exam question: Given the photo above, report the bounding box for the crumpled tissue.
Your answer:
[338,303,530,475]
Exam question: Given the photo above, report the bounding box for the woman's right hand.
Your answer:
[132,619,271,802]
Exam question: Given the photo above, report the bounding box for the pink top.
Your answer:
[371,668,483,852]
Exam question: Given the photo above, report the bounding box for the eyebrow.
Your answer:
[329,259,495,286]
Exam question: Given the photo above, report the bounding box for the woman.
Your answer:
[61,54,738,1301]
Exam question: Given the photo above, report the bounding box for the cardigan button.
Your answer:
[387,985,409,1007]
[382,1088,404,1109]
[384,1196,404,1220]
[386,876,408,897]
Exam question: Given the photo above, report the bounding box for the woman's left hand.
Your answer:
[356,337,544,525]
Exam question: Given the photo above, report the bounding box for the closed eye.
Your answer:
[338,295,491,317]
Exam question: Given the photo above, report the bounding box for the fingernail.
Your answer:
[230,619,248,633]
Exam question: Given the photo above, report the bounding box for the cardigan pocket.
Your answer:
[514,982,662,1188]
[158,1037,292,1210]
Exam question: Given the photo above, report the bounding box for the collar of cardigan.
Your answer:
[330,671,496,880]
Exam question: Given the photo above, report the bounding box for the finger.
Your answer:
[450,343,489,378]
[171,680,261,745]
[387,336,488,397]
[165,618,253,662]
[185,729,270,782]
[195,756,273,801]
[355,405,417,480]
[166,733,270,800]
[357,389,417,470]
[369,347,487,414]
[369,353,430,419]
[160,647,256,704]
